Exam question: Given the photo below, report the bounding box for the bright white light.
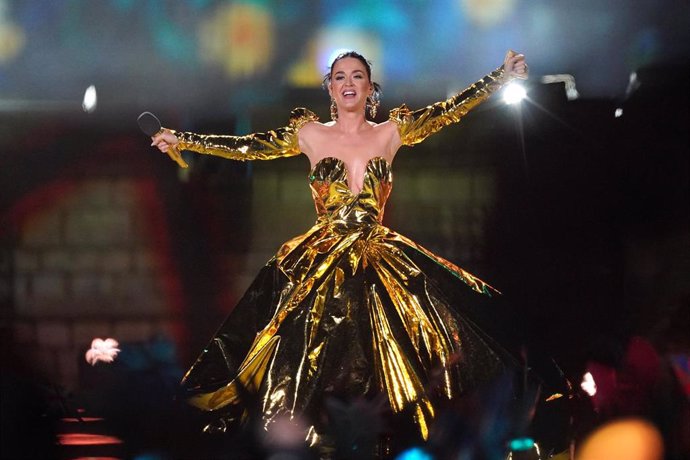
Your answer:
[82,85,97,113]
[626,71,641,95]
[581,371,597,396]
[314,27,382,81]
[614,108,623,118]
[85,337,120,365]
[503,83,526,105]
[325,48,351,70]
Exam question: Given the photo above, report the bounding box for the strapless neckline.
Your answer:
[308,156,391,196]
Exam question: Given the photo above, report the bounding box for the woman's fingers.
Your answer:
[151,138,168,153]
[504,51,528,79]
[150,129,177,153]
[509,54,525,67]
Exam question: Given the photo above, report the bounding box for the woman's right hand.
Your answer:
[151,129,179,153]
[503,50,528,80]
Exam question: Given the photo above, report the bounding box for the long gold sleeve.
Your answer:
[390,67,509,146]
[171,107,318,161]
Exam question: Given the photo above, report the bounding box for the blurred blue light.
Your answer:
[396,446,433,460]
[509,437,535,451]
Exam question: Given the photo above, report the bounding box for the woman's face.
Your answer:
[328,57,373,115]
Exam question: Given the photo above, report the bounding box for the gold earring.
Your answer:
[367,95,379,119]
[330,98,338,121]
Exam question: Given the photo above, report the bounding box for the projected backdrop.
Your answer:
[0,0,689,114]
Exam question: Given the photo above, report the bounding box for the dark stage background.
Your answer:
[1,1,689,458]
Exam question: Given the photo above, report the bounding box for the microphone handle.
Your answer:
[166,144,189,169]
[154,128,189,168]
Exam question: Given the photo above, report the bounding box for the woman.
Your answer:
[152,50,528,445]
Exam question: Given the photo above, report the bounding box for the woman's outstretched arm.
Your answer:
[151,108,319,161]
[390,51,528,147]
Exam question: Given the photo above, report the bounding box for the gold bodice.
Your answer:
[309,156,392,229]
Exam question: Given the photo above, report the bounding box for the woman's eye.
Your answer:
[335,76,344,80]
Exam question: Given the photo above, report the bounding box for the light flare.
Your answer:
[581,371,597,396]
[82,85,97,113]
[85,337,120,365]
[503,82,527,105]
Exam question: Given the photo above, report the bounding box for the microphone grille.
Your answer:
[137,112,162,137]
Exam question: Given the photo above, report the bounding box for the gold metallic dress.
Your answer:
[175,67,513,441]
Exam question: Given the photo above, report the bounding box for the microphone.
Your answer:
[137,111,188,168]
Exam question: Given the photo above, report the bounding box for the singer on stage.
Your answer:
[150,50,528,449]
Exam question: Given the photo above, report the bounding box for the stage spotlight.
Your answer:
[626,71,641,96]
[82,85,97,113]
[396,446,433,460]
[614,108,623,118]
[581,371,597,396]
[326,47,351,70]
[85,337,120,365]
[503,82,527,105]
[313,27,382,78]
[507,438,541,460]
[509,437,535,451]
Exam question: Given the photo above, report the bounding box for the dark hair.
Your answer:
[323,50,382,106]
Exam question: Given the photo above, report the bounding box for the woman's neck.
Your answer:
[335,110,370,133]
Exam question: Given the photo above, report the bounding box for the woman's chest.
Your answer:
[311,130,388,158]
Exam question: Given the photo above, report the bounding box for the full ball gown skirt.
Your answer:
[172,67,514,441]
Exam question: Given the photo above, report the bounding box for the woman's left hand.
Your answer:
[503,50,528,80]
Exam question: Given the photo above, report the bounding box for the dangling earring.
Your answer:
[367,95,379,119]
[330,99,338,121]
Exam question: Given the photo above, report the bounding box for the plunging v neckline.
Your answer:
[309,156,390,195]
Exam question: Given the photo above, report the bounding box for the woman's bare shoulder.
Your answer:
[374,120,402,154]
[299,120,332,133]
[373,119,401,142]
[297,121,331,156]
[373,119,397,132]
